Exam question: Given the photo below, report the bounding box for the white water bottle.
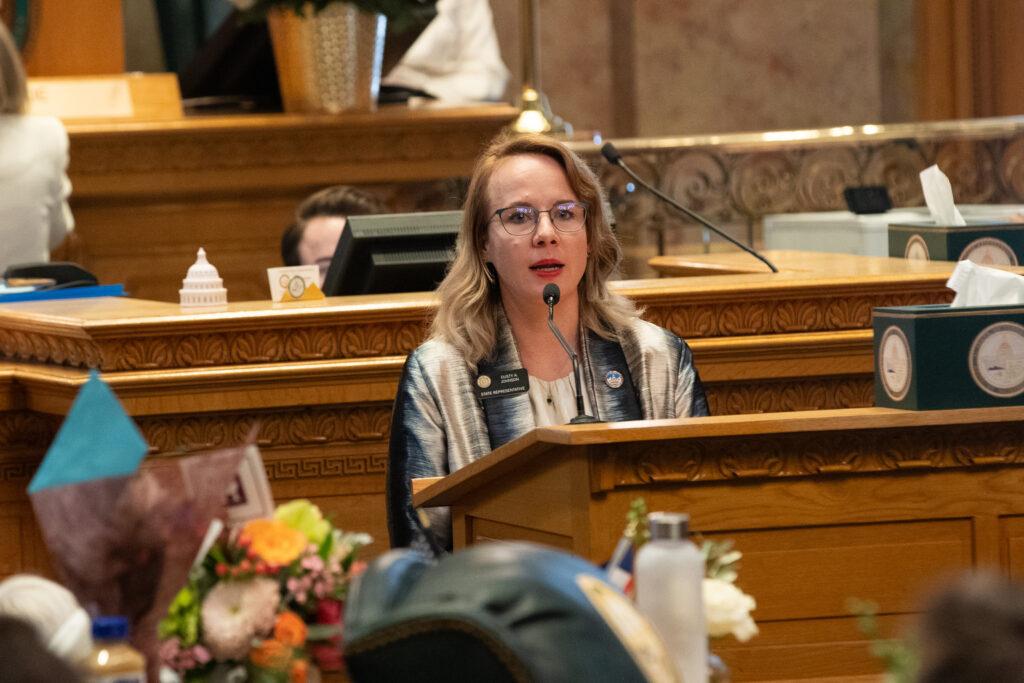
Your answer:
[635,512,708,683]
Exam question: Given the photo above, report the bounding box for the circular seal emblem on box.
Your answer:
[969,321,1024,398]
[879,325,912,401]
[904,235,929,260]
[476,374,492,389]
[287,275,306,298]
[960,237,1018,266]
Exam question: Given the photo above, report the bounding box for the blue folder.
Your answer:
[0,284,124,304]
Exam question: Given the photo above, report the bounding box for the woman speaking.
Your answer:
[388,133,708,553]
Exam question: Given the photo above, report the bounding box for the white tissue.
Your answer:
[920,165,966,226]
[947,259,1024,307]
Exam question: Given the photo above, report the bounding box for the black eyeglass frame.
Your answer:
[490,201,590,236]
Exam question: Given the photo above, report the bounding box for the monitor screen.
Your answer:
[321,210,461,296]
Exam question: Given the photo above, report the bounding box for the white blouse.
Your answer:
[0,115,74,271]
[527,373,593,427]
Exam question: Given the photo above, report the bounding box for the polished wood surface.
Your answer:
[415,406,1024,680]
[647,249,975,278]
[59,104,518,301]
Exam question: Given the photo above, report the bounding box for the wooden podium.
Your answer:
[414,406,1024,681]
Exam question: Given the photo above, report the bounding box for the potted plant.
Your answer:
[231,0,438,113]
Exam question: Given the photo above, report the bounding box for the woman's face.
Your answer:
[481,153,589,309]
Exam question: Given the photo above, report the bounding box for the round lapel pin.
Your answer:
[605,370,624,389]
[477,375,492,389]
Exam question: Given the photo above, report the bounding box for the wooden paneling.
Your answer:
[1001,516,1024,580]
[60,105,517,301]
[915,0,1024,120]
[420,408,1024,680]
[21,0,124,76]
[0,253,960,569]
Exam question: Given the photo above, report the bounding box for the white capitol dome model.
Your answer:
[179,247,228,307]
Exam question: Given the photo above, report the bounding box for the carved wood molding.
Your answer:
[593,422,1024,492]
[0,320,427,371]
[0,287,949,370]
[139,404,392,457]
[0,412,59,451]
[643,289,953,339]
[0,404,392,485]
[584,127,1024,233]
[705,376,874,415]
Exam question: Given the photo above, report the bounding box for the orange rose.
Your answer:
[289,658,309,683]
[250,639,291,670]
[274,611,308,647]
[241,519,308,567]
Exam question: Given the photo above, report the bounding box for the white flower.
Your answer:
[703,578,758,642]
[200,577,280,660]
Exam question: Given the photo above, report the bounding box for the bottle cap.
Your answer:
[91,615,129,640]
[647,511,690,540]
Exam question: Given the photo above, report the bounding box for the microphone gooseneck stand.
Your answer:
[600,141,779,273]
[542,283,600,424]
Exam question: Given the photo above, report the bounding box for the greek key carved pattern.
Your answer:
[705,377,874,416]
[600,423,1024,491]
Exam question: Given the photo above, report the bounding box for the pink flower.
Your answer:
[301,555,325,572]
[193,644,211,665]
[200,577,280,660]
[160,638,214,672]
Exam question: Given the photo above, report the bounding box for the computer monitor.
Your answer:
[321,210,461,296]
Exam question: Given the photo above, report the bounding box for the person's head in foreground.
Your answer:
[281,185,384,285]
[917,571,1024,683]
[0,574,93,666]
[0,615,84,682]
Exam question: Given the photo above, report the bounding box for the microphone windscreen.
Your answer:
[542,283,560,305]
[600,142,622,165]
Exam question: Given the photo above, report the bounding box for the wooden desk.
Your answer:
[60,105,518,302]
[647,249,969,278]
[0,253,957,566]
[415,406,1024,680]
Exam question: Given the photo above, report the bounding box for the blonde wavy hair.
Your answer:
[430,132,637,364]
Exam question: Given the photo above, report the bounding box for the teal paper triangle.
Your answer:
[28,370,148,493]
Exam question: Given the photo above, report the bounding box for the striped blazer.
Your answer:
[387,312,709,553]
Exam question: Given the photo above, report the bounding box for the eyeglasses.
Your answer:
[492,201,589,236]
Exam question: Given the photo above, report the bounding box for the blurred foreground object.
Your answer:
[344,542,676,682]
[28,371,246,681]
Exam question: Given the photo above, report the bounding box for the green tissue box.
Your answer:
[888,220,1024,265]
[874,303,1024,410]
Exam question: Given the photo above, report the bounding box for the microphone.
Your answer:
[542,284,600,424]
[600,142,779,273]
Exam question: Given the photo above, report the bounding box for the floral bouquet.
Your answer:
[159,499,371,682]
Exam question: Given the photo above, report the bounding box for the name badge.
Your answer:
[476,368,530,400]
